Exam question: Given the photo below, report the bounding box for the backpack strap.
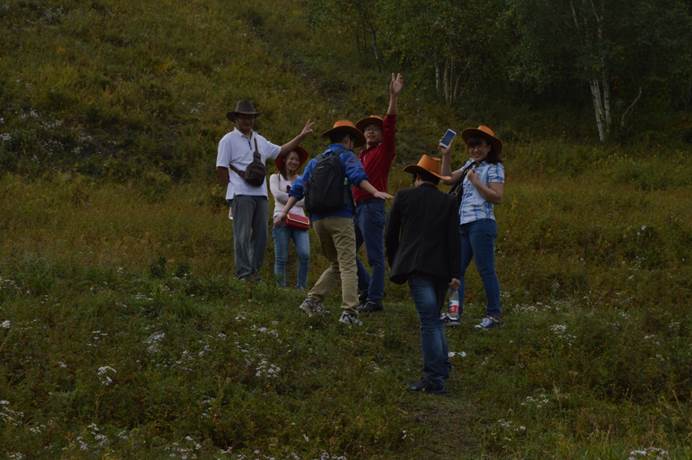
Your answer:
[227,136,261,178]
[253,138,261,162]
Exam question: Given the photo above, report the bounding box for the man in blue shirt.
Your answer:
[274,120,391,326]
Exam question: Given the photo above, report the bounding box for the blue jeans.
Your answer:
[355,199,386,303]
[408,275,450,387]
[272,225,310,289]
[458,218,502,318]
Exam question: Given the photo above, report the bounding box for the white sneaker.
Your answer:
[338,311,363,326]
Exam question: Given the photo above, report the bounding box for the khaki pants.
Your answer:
[308,217,359,312]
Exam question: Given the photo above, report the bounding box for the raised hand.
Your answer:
[390,73,404,96]
[438,144,452,156]
[300,120,315,137]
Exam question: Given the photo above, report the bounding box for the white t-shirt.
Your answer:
[216,128,281,200]
[269,173,305,217]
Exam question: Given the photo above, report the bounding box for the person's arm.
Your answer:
[380,74,403,160]
[273,196,298,227]
[269,174,289,205]
[343,152,392,199]
[385,193,402,267]
[216,167,229,186]
[467,164,504,204]
[273,161,312,225]
[439,145,463,185]
[448,197,461,280]
[215,137,231,186]
[386,73,404,116]
[357,180,392,199]
[278,120,315,156]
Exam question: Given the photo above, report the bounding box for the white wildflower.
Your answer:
[1,320,11,329]
[448,351,467,358]
[145,331,166,354]
[0,400,24,425]
[521,392,550,409]
[255,359,281,378]
[628,447,669,460]
[550,324,567,335]
[97,366,117,386]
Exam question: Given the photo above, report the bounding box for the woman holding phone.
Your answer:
[439,125,505,329]
[270,147,310,289]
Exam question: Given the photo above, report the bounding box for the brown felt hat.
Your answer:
[276,146,309,173]
[461,125,502,157]
[356,115,384,131]
[227,100,261,121]
[403,154,451,181]
[322,120,366,147]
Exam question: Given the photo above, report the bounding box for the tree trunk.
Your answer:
[620,87,643,128]
[589,79,607,142]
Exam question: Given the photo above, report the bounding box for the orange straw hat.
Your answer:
[461,125,502,157]
[356,115,384,132]
[322,120,366,147]
[276,146,309,173]
[403,154,452,181]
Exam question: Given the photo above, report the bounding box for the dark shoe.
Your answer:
[407,380,447,395]
[441,313,461,327]
[358,300,383,313]
[475,316,501,330]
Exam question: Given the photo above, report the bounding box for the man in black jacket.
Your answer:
[385,154,461,394]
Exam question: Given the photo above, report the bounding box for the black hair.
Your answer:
[468,136,502,164]
[412,170,440,185]
[329,131,353,144]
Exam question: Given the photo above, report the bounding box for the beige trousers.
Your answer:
[308,217,359,312]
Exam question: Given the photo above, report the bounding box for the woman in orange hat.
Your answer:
[440,125,505,329]
[270,147,310,289]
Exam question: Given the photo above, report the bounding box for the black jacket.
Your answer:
[386,183,461,284]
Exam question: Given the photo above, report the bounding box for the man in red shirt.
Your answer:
[353,73,404,312]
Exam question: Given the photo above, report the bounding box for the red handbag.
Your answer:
[285,212,310,230]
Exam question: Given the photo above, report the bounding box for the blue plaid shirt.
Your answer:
[457,160,505,225]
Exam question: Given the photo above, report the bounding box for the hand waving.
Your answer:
[390,73,404,96]
[300,120,315,138]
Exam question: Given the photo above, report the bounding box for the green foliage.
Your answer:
[1,148,691,457]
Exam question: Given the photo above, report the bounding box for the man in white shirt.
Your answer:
[216,100,314,281]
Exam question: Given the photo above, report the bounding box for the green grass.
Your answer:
[1,154,690,458]
[1,1,691,457]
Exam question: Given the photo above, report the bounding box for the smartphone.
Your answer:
[439,129,457,148]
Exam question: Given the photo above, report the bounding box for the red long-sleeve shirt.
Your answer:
[352,114,396,204]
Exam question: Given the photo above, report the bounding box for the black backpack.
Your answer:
[305,150,350,214]
[229,138,266,187]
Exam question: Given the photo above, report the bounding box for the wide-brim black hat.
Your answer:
[227,99,261,121]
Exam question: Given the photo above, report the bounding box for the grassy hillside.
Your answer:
[1,163,690,458]
[1,0,691,458]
